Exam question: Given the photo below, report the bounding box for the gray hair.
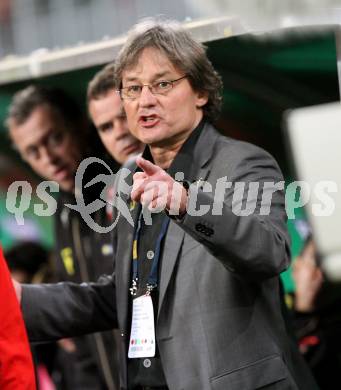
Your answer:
[114,18,223,122]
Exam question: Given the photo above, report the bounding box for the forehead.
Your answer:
[89,90,122,120]
[9,105,65,150]
[122,47,181,82]
[19,104,64,129]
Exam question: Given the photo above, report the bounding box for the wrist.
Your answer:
[294,293,316,312]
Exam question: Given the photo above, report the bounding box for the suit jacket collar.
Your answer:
[190,121,219,175]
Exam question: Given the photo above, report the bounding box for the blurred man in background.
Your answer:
[6,70,144,388]
[87,62,144,220]
[87,62,144,166]
[6,85,119,390]
[292,235,341,389]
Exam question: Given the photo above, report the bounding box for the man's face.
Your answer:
[121,47,208,148]
[89,90,143,165]
[9,104,82,192]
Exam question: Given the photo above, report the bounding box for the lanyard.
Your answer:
[130,207,170,296]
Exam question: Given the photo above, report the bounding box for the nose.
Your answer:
[139,85,157,107]
[40,145,59,166]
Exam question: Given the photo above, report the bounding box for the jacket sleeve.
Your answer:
[177,142,290,280]
[0,247,36,389]
[22,274,117,343]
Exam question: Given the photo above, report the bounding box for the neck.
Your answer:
[150,141,184,169]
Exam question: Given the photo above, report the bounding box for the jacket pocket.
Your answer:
[210,354,292,390]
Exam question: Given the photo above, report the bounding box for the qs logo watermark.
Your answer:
[6,181,59,225]
[5,157,339,232]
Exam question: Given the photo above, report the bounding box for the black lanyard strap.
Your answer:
[131,209,170,296]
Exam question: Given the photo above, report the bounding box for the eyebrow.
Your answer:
[97,121,112,132]
[23,128,60,152]
[124,71,174,83]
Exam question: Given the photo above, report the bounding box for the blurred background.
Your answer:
[0,0,340,288]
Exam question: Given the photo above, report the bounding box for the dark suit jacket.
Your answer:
[22,122,318,390]
[53,191,119,390]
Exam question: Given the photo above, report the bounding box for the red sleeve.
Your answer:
[0,246,36,389]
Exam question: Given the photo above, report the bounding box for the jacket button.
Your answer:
[195,223,203,232]
[147,250,154,260]
[143,358,151,368]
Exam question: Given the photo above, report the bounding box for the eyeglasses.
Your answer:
[23,131,66,161]
[119,75,187,99]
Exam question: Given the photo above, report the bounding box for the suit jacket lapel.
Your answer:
[157,122,219,319]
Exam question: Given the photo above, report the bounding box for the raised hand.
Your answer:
[131,156,187,216]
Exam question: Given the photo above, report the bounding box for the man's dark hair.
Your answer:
[5,85,84,133]
[114,18,223,122]
[87,62,116,104]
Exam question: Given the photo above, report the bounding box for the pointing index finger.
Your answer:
[136,156,159,176]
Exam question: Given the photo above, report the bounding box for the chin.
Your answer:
[140,133,163,145]
[60,181,74,193]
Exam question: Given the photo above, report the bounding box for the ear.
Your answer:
[195,90,209,108]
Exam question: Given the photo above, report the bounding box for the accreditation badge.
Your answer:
[128,295,156,358]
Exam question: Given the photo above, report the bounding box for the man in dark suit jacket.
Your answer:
[17,19,318,390]
[7,85,120,389]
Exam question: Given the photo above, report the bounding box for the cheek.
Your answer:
[123,103,136,122]
[165,95,188,116]
[67,141,81,157]
[33,162,49,178]
[99,132,111,144]
[163,104,184,125]
[98,133,106,144]
[116,146,125,156]
[126,116,139,137]
[58,139,73,154]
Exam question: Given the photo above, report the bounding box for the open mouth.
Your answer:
[139,115,159,127]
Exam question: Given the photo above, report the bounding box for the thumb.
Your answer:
[136,156,160,176]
